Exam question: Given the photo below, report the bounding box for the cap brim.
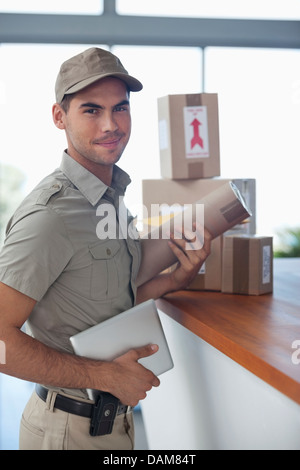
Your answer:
[64,72,143,98]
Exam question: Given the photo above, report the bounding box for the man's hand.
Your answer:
[104,344,160,407]
[136,225,212,303]
[167,225,212,291]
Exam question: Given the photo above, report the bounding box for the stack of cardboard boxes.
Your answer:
[142,93,273,295]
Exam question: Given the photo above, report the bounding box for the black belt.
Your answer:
[35,384,129,418]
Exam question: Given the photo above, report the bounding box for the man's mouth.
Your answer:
[93,134,123,149]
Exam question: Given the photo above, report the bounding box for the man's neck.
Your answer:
[66,151,113,187]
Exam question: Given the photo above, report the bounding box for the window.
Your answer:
[0,0,103,15]
[205,47,300,236]
[117,0,300,20]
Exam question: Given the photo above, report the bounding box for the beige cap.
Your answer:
[55,47,143,103]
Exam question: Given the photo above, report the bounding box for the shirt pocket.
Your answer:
[89,240,121,300]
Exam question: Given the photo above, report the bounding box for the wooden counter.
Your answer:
[156,257,300,405]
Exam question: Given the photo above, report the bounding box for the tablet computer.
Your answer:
[70,299,174,400]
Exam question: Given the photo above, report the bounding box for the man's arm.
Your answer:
[0,282,159,406]
[136,227,211,304]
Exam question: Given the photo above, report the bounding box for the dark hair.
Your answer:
[60,93,74,113]
[60,80,131,113]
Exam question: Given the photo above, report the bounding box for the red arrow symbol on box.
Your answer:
[190,118,203,149]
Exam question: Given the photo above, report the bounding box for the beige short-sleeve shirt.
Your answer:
[0,152,141,398]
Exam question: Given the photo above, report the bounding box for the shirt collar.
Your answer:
[59,151,131,206]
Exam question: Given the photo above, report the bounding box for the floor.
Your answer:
[0,374,148,450]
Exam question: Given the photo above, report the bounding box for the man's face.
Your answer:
[58,77,131,172]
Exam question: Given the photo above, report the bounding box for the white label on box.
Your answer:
[158,119,169,151]
[183,106,210,159]
[198,262,206,274]
[262,245,271,284]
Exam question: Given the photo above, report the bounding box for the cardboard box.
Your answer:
[158,93,220,179]
[221,235,273,295]
[141,178,256,291]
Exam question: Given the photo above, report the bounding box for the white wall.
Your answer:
[141,311,300,450]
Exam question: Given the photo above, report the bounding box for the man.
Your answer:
[0,47,211,450]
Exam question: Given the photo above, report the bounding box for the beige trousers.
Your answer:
[19,390,135,450]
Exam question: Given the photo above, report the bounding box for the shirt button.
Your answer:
[106,248,111,256]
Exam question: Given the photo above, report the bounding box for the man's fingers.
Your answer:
[171,225,211,254]
[130,344,160,387]
[133,343,159,359]
[120,343,159,369]
[114,344,160,389]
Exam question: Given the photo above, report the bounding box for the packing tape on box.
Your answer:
[221,235,273,295]
[231,237,251,294]
[136,181,252,287]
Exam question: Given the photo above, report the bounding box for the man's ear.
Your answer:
[52,103,66,130]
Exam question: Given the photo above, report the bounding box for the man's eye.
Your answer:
[85,109,98,114]
[114,106,128,112]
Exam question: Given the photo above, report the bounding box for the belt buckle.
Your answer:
[117,403,130,415]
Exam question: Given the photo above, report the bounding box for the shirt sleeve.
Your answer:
[0,206,74,301]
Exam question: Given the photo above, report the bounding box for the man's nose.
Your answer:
[101,112,118,132]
